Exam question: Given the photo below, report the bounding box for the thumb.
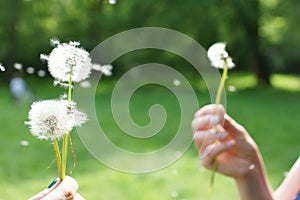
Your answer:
[43,176,78,200]
[223,114,248,138]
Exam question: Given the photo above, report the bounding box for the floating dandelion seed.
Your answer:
[79,80,91,88]
[13,63,23,71]
[108,0,116,5]
[26,67,35,74]
[249,164,255,170]
[228,85,237,92]
[25,100,87,140]
[171,191,178,198]
[173,79,181,87]
[172,169,178,175]
[20,140,30,147]
[0,63,5,72]
[37,70,46,77]
[92,64,113,76]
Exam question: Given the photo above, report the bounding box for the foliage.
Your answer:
[0,0,299,82]
[0,73,300,199]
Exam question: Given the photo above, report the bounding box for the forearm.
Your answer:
[235,152,274,200]
[274,156,300,200]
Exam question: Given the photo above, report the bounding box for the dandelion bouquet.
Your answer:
[25,39,112,181]
[207,42,235,193]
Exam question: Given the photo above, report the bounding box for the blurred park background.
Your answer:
[0,0,300,199]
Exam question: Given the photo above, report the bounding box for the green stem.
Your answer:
[61,133,69,180]
[68,76,73,103]
[215,65,228,104]
[53,139,63,181]
[61,76,73,180]
[209,63,228,193]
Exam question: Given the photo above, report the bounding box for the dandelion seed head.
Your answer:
[25,99,88,140]
[45,41,92,83]
[60,93,68,100]
[69,41,80,47]
[207,42,235,69]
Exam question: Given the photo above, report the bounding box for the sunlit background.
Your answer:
[0,0,300,199]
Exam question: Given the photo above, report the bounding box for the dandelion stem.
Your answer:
[209,62,228,193]
[68,77,73,103]
[53,139,63,180]
[61,132,69,180]
[215,64,228,104]
[61,76,73,180]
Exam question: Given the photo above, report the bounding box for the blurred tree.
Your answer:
[0,0,299,85]
[0,0,23,80]
[261,0,300,73]
[209,0,271,85]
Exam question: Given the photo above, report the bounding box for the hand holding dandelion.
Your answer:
[26,39,112,181]
[207,42,235,193]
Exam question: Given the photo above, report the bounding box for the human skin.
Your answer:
[191,104,274,200]
[29,176,84,200]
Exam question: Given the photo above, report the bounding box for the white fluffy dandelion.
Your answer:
[0,63,5,72]
[207,42,235,69]
[41,40,92,83]
[25,99,87,140]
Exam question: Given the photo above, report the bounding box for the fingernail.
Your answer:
[47,178,59,188]
[210,115,220,126]
[193,132,200,139]
[208,129,217,134]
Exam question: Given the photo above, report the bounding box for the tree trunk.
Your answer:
[234,0,271,86]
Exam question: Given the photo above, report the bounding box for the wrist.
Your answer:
[235,151,274,200]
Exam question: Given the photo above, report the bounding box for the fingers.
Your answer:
[193,130,228,149]
[200,140,235,169]
[29,179,60,200]
[224,114,247,137]
[194,104,225,118]
[75,193,85,200]
[43,176,78,200]
[192,104,225,132]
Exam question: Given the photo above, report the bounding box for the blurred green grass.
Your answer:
[0,72,299,199]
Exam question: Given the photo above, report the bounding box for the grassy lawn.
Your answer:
[0,72,299,199]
